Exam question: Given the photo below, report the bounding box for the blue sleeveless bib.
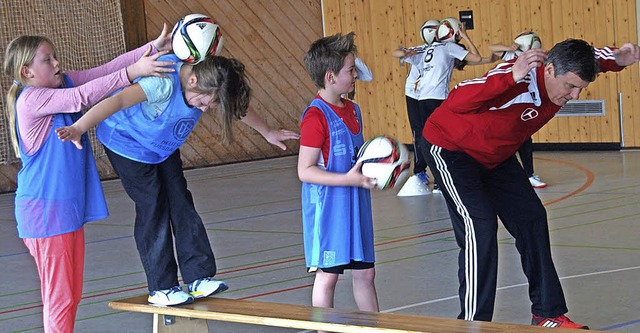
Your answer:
[14,74,108,238]
[300,98,374,268]
[96,55,202,163]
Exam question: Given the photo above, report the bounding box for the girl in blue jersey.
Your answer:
[56,54,299,306]
[4,27,172,332]
[298,32,379,323]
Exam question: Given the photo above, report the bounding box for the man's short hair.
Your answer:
[545,39,599,82]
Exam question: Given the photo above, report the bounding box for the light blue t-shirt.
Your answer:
[136,62,184,120]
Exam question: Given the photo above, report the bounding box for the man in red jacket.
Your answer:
[420,39,640,329]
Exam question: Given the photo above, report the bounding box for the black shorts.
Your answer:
[309,260,375,274]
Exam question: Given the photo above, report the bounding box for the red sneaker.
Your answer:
[532,314,589,329]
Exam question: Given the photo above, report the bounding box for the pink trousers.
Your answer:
[24,228,85,333]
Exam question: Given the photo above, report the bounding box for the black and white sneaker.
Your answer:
[188,277,228,299]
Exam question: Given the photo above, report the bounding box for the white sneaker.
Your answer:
[397,174,431,196]
[148,286,194,306]
[529,175,547,188]
[188,277,229,298]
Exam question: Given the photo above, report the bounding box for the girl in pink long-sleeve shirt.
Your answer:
[3,26,173,333]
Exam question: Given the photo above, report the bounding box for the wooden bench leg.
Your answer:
[153,313,209,333]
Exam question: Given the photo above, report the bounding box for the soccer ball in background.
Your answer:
[437,17,462,43]
[514,31,542,55]
[171,14,224,64]
[420,19,440,45]
[356,136,411,190]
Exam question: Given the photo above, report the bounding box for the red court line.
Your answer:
[535,157,595,206]
[239,283,315,300]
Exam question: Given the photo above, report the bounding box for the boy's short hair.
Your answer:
[303,32,357,89]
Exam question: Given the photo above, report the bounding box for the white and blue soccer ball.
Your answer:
[171,14,224,64]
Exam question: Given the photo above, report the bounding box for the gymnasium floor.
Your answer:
[1,150,639,333]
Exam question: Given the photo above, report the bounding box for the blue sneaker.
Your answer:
[188,277,228,299]
[416,172,429,184]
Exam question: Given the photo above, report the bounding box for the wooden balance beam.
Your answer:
[108,295,607,333]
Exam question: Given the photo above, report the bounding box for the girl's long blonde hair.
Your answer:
[3,35,55,158]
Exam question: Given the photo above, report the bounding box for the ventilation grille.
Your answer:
[556,100,605,117]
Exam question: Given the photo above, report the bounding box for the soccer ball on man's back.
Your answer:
[171,14,224,64]
[514,31,542,55]
[356,136,410,190]
[437,17,462,43]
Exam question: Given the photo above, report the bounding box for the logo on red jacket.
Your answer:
[521,108,539,121]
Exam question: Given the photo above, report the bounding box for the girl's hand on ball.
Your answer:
[127,46,175,80]
[153,23,172,52]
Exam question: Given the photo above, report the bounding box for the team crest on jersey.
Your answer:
[521,108,539,121]
[173,118,197,140]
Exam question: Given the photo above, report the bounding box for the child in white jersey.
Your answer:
[392,20,494,194]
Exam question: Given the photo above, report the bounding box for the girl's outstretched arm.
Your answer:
[240,110,299,150]
[56,84,147,149]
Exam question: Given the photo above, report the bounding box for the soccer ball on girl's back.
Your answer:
[420,19,440,45]
[514,31,542,55]
[171,14,224,64]
[437,17,462,43]
[356,136,411,190]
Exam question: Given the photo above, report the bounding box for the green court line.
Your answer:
[206,227,301,235]
[216,242,302,261]
[549,201,640,221]
[374,236,453,253]
[550,211,640,232]
[547,193,638,212]
[221,254,302,271]
[197,197,300,215]
[84,270,143,283]
[551,244,640,251]
[376,248,460,265]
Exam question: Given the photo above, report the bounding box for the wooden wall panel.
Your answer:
[2,0,639,192]
[321,0,640,147]
[140,0,322,171]
[0,0,323,193]
[617,0,640,147]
